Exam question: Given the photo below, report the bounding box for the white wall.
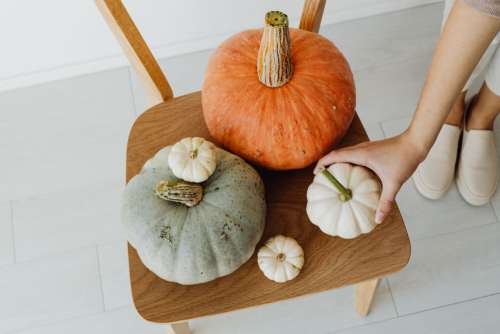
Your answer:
[0,0,440,92]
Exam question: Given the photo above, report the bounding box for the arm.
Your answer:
[316,0,500,223]
[407,0,500,155]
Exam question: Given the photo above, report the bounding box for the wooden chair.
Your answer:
[95,1,411,333]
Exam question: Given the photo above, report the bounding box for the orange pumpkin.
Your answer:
[202,11,355,170]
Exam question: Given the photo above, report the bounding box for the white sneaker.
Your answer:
[456,129,498,206]
[413,124,461,199]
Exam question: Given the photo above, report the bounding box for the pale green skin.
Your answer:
[122,146,266,285]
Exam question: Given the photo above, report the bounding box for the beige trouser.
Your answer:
[443,0,500,95]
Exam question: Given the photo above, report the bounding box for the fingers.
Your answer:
[375,182,399,224]
[314,146,367,174]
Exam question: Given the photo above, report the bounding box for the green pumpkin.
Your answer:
[122,145,266,285]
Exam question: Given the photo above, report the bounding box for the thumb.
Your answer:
[375,182,399,224]
[314,147,367,174]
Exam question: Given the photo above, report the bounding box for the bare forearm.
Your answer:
[406,0,500,159]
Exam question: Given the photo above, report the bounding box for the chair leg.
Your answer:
[166,322,190,334]
[354,278,380,316]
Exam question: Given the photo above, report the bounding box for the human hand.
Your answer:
[314,132,425,224]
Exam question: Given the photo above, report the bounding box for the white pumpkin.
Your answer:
[168,137,217,183]
[257,235,304,283]
[306,163,381,239]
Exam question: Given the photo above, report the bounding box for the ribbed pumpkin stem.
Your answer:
[257,11,293,88]
[155,180,203,207]
[322,169,352,202]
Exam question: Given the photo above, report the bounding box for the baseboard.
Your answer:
[0,0,441,93]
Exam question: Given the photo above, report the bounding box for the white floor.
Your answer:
[1,3,500,333]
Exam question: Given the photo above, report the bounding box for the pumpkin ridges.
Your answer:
[202,27,355,169]
[282,84,325,163]
[237,29,261,61]
[297,61,355,100]
[352,193,379,211]
[280,91,304,165]
[239,87,267,161]
[349,201,377,233]
[222,82,267,158]
[288,29,316,59]
[213,30,259,70]
[256,87,277,165]
[246,88,275,164]
[270,87,296,165]
[193,199,261,278]
[320,201,343,235]
[191,205,223,275]
[170,207,191,280]
[289,81,335,138]
[291,34,354,93]
[217,81,254,145]
[284,80,340,158]
[201,182,265,256]
[268,80,346,168]
[204,77,255,147]
[349,166,373,189]
[265,87,314,168]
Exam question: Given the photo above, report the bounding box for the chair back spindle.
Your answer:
[300,0,326,33]
[96,0,173,106]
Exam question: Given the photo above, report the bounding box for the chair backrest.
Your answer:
[96,0,326,107]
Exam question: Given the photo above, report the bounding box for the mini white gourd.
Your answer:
[257,235,304,283]
[168,137,217,183]
[306,163,382,239]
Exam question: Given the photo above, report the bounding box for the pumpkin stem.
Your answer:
[155,180,203,207]
[321,169,352,202]
[257,11,293,88]
[189,149,198,159]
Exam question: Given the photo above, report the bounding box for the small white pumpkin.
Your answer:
[168,137,217,183]
[257,235,304,283]
[306,163,381,239]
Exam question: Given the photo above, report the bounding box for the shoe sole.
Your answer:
[412,170,450,200]
[456,175,495,206]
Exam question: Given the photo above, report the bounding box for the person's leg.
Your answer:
[465,44,500,130]
[466,83,500,130]
[467,44,500,130]
[445,91,466,127]
[442,0,499,127]
[413,0,498,200]
[456,48,500,206]
[442,0,466,127]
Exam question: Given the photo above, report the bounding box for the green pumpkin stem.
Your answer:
[321,169,352,202]
[155,180,203,207]
[257,11,293,88]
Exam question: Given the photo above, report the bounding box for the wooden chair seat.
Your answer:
[126,92,411,323]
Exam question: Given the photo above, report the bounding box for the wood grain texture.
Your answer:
[95,0,173,106]
[126,91,411,323]
[299,0,326,33]
[355,278,380,316]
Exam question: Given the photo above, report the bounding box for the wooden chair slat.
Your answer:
[299,0,327,33]
[95,0,174,106]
